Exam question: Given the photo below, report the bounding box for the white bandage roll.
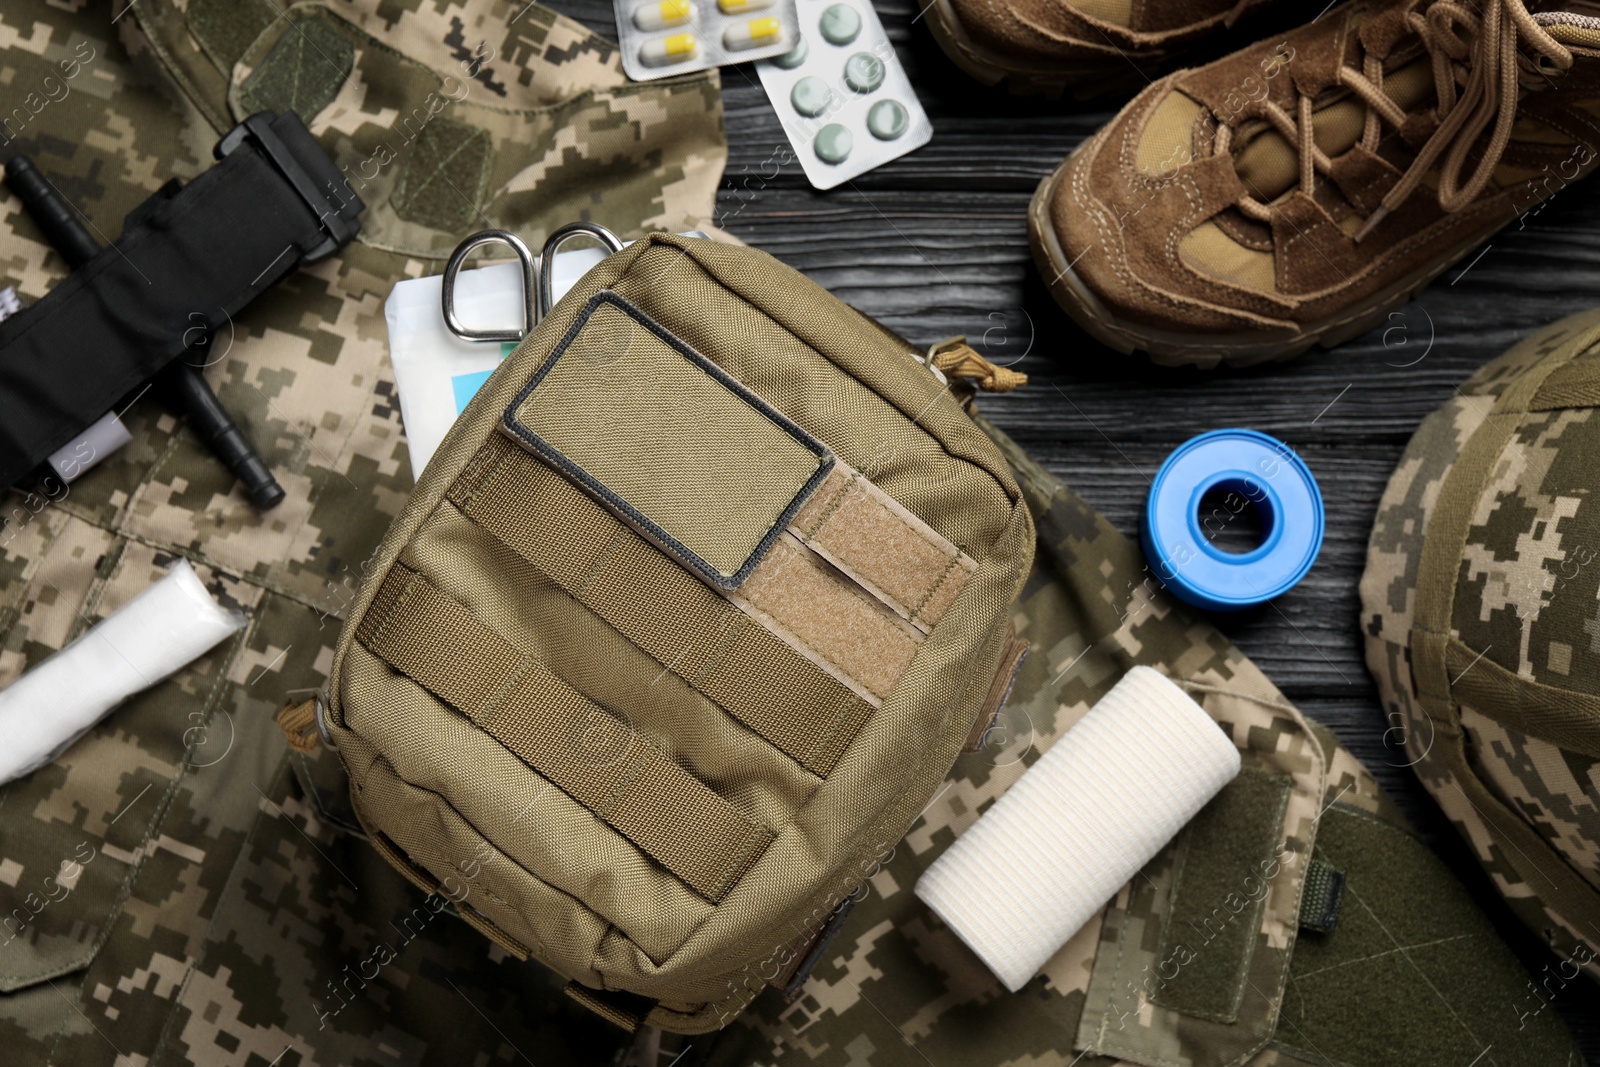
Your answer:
[914,665,1241,992]
[0,560,246,785]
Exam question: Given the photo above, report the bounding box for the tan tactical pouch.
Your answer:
[306,234,1034,1033]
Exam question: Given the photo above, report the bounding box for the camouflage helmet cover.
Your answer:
[1363,308,1600,979]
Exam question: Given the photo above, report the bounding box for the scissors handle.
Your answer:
[440,223,624,345]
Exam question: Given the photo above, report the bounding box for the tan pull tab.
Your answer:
[928,337,1027,393]
[277,695,321,753]
[964,626,1030,753]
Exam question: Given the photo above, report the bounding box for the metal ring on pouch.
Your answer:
[440,229,538,343]
[314,692,340,750]
[1140,428,1324,613]
[537,222,624,318]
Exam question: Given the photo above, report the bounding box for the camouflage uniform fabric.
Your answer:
[1363,307,1600,986]
[0,0,722,1063]
[0,1,1583,1064]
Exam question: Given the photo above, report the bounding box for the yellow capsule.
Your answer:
[718,0,773,12]
[723,16,781,50]
[633,0,692,31]
[639,32,699,66]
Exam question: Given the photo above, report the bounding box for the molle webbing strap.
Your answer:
[791,464,977,629]
[450,435,875,775]
[355,564,774,903]
[1410,328,1600,934]
[1531,356,1600,410]
[1445,639,1600,759]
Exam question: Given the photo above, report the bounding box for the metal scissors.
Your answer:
[439,221,624,344]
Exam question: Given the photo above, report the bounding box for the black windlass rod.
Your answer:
[4,154,285,509]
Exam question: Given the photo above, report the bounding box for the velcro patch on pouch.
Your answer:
[502,291,833,589]
[1150,768,1293,1023]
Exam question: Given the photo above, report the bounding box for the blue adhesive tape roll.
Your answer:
[1140,429,1323,613]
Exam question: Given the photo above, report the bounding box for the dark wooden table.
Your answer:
[554,0,1600,1057]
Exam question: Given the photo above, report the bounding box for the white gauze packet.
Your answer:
[0,560,247,785]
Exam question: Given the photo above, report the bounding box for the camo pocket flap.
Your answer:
[501,290,833,590]
[215,3,723,261]
[0,543,255,992]
[1073,685,1325,1067]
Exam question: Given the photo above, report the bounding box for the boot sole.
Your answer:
[1027,152,1496,369]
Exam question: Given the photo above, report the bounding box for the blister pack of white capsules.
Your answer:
[756,0,931,190]
[616,0,800,82]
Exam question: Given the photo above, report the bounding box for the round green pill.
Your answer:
[843,51,884,93]
[790,76,832,118]
[772,36,808,69]
[867,99,908,140]
[814,123,852,164]
[819,3,861,45]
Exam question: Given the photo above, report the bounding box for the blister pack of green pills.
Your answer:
[756,0,931,190]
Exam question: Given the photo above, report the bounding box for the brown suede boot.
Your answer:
[1030,1,1600,367]
[926,0,1284,97]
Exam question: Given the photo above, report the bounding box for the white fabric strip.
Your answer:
[914,665,1241,992]
[0,560,246,785]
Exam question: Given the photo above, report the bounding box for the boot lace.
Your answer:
[1219,0,1572,239]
